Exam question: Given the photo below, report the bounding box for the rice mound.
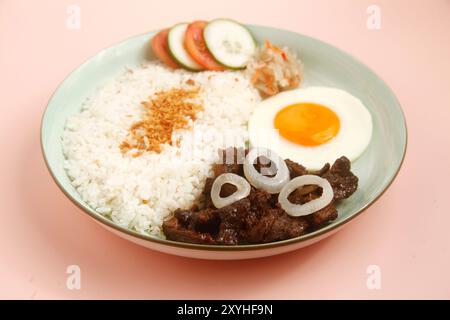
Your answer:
[61,62,261,237]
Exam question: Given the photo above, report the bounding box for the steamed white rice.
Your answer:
[62,62,261,237]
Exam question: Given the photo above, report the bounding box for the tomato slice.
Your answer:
[184,21,225,71]
[151,29,179,69]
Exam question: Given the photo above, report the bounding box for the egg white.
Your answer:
[248,86,373,170]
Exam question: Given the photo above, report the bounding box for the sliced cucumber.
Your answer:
[203,19,256,69]
[167,23,204,71]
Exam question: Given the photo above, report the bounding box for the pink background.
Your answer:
[1,0,449,299]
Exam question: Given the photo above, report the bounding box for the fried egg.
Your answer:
[248,86,372,170]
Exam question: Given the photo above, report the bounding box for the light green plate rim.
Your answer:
[40,25,408,251]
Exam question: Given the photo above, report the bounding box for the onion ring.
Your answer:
[211,173,251,209]
[278,175,334,217]
[243,147,290,194]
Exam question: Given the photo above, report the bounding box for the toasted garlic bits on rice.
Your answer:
[61,62,261,237]
[120,87,203,156]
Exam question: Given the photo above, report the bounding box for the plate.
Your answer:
[41,25,407,260]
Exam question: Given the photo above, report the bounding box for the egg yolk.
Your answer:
[274,103,340,146]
